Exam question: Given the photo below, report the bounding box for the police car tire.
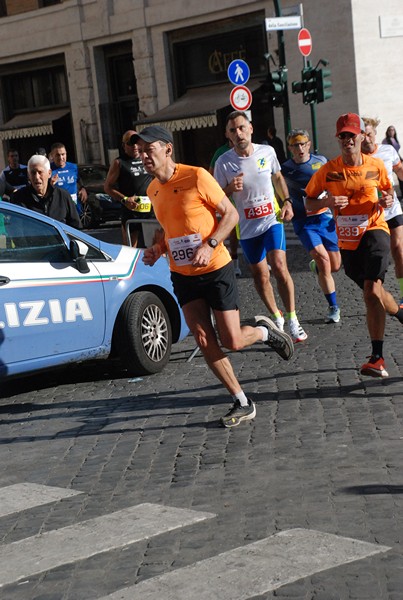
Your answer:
[115,291,172,375]
[80,201,95,229]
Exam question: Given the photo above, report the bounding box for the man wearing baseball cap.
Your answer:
[130,125,173,145]
[305,113,403,378]
[135,125,294,428]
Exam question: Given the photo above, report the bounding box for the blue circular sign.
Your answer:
[227,59,250,86]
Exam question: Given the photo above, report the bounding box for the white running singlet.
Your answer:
[214,144,282,240]
[372,144,402,221]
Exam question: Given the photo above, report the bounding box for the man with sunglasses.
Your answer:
[104,130,152,246]
[305,113,403,378]
[282,129,341,324]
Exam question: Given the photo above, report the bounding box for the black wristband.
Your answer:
[283,197,293,205]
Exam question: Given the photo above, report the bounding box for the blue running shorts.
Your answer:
[240,223,286,265]
[293,213,339,253]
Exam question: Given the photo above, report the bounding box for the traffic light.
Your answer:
[291,79,304,95]
[302,67,317,104]
[316,67,332,103]
[292,64,332,105]
[268,68,288,108]
[291,67,316,105]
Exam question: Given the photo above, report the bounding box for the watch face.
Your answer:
[209,238,218,248]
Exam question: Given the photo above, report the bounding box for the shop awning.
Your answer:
[0,108,70,141]
[135,80,262,132]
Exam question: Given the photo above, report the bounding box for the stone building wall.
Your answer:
[0,0,402,166]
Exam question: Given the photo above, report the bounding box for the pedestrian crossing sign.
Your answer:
[227,59,250,86]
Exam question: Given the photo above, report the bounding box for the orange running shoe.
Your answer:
[360,355,389,378]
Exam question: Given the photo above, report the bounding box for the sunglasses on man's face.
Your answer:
[290,141,308,148]
[337,132,359,140]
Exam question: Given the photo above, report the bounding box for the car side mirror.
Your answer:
[69,239,90,273]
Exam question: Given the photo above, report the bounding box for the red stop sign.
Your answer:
[298,28,312,57]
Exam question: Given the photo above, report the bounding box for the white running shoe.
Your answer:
[325,306,341,323]
[272,313,285,331]
[288,318,308,343]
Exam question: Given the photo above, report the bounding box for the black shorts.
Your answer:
[121,208,153,226]
[171,262,240,310]
[341,229,390,289]
[387,214,403,229]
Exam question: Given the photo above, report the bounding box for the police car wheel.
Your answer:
[115,291,172,375]
[80,201,94,229]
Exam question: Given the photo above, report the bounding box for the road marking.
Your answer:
[98,528,391,600]
[0,503,215,588]
[0,483,82,517]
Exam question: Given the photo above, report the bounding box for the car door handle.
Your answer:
[0,276,10,286]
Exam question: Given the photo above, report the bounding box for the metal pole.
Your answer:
[299,6,318,152]
[307,58,319,153]
[273,0,291,136]
[310,102,319,153]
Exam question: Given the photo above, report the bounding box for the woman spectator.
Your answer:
[383,125,401,153]
[383,126,403,198]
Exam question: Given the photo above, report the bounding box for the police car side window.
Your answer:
[0,208,70,263]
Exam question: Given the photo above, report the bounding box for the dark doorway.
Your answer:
[99,41,139,158]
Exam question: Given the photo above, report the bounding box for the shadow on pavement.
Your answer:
[339,484,403,495]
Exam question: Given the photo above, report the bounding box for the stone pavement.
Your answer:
[0,235,403,600]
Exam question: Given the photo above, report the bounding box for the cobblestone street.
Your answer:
[1,238,402,600]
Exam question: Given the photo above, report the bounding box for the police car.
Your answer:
[0,202,189,380]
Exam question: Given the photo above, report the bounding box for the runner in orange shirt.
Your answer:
[305,113,403,378]
[132,125,293,428]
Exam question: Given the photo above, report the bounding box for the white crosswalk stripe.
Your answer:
[97,528,391,600]
[0,483,82,517]
[0,502,215,589]
[0,483,392,598]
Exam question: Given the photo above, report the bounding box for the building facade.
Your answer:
[0,0,402,169]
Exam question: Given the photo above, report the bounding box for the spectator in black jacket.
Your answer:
[12,154,81,229]
[262,126,287,164]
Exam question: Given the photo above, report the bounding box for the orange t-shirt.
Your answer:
[147,164,231,275]
[305,154,391,249]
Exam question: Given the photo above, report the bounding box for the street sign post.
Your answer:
[227,60,250,86]
[271,0,292,142]
[229,85,253,111]
[297,28,312,57]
